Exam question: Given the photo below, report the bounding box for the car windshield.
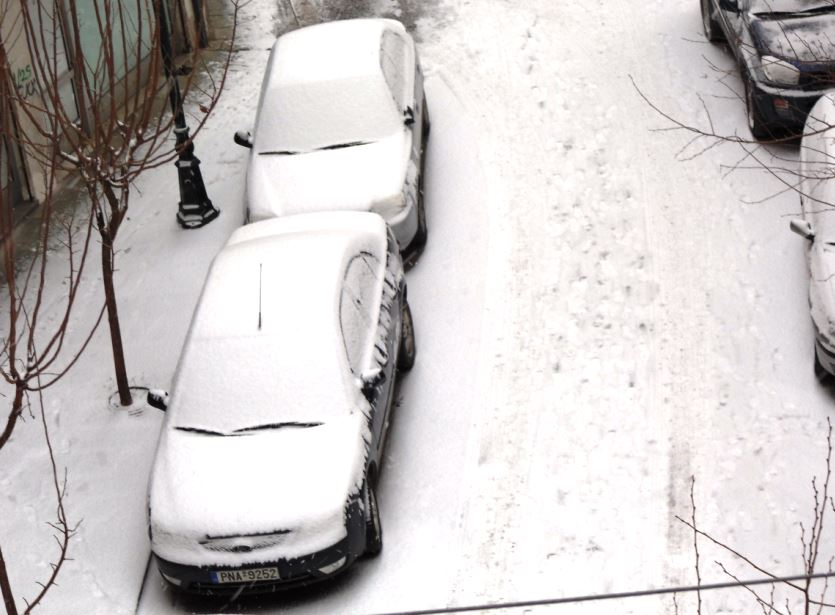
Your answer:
[254,76,402,154]
[750,0,835,16]
[169,333,355,435]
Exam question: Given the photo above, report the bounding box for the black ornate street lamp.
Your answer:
[156,0,219,228]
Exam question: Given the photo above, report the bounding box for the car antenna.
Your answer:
[258,263,263,331]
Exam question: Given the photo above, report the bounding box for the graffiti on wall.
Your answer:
[12,65,38,99]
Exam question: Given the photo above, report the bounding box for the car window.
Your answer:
[340,252,381,375]
[380,30,407,109]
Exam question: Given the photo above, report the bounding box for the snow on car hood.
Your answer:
[751,13,835,63]
[809,242,835,345]
[246,131,409,221]
[149,413,369,566]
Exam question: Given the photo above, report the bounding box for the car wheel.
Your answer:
[416,188,428,244]
[398,300,416,371]
[364,481,383,557]
[422,94,431,139]
[700,0,724,42]
[815,347,831,383]
[403,191,427,271]
[745,77,770,141]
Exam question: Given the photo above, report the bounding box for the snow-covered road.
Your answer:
[3,0,835,613]
[139,1,835,613]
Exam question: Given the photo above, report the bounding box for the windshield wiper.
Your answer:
[258,150,301,156]
[234,421,323,433]
[174,426,229,436]
[757,6,835,18]
[317,140,373,151]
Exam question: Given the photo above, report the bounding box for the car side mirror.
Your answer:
[404,106,415,127]
[147,389,169,411]
[790,218,815,241]
[718,0,738,12]
[359,367,385,397]
[234,130,253,149]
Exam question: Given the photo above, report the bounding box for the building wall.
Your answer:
[0,0,208,206]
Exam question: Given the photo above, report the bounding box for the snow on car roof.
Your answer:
[802,93,835,240]
[166,212,388,435]
[271,18,406,85]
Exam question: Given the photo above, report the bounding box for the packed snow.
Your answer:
[1,0,835,613]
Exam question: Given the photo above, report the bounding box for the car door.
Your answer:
[718,0,748,61]
[374,247,402,454]
[339,252,391,459]
[361,250,399,459]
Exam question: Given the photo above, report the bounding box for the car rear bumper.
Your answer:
[815,336,835,377]
[389,198,420,253]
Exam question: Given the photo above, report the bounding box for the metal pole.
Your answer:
[156,0,219,229]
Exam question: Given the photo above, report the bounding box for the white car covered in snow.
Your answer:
[147,212,416,593]
[235,18,430,266]
[790,92,835,380]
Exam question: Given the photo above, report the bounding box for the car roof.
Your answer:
[166,212,388,433]
[270,18,409,85]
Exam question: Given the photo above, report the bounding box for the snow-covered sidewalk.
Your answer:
[0,1,275,612]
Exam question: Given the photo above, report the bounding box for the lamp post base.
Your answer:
[174,155,220,229]
[177,202,220,229]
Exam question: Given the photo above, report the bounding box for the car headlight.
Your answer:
[761,55,800,86]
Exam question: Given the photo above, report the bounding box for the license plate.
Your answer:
[210,566,280,584]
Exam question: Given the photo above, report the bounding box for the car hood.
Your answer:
[751,13,835,63]
[809,242,835,345]
[149,414,369,566]
[246,131,410,221]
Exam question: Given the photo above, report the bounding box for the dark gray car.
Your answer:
[701,0,835,138]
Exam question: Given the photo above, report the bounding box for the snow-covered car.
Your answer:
[146,211,416,593]
[234,18,430,266]
[790,92,835,379]
[701,0,835,139]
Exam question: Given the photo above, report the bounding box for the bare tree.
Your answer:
[0,27,99,613]
[0,0,238,610]
[678,419,835,614]
[9,0,238,406]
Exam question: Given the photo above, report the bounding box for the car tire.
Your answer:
[700,0,724,42]
[745,76,771,141]
[422,94,431,139]
[403,178,428,270]
[398,300,416,371]
[414,100,429,251]
[415,190,428,246]
[364,481,383,557]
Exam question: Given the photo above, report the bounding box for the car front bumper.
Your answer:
[155,533,361,595]
[749,80,827,132]
[154,500,367,595]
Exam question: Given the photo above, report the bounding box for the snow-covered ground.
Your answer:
[2,0,834,614]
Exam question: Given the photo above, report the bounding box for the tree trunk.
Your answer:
[101,238,132,406]
[0,542,17,615]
